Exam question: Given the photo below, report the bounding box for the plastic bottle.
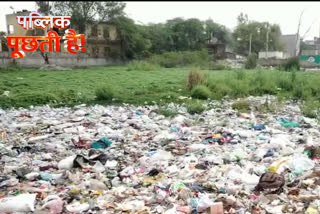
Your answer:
[268,157,291,173]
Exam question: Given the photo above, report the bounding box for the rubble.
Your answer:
[0,96,320,213]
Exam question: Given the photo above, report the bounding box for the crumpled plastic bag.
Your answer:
[0,193,36,213]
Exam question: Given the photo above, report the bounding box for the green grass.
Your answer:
[1,66,320,118]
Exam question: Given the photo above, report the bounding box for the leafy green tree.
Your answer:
[204,19,234,47]
[111,16,151,59]
[233,16,283,56]
[0,32,8,51]
[51,1,126,33]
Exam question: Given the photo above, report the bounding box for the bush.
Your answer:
[149,49,211,68]
[127,61,160,71]
[231,99,251,113]
[186,68,208,90]
[302,100,320,119]
[191,85,211,99]
[157,108,178,117]
[284,57,300,71]
[186,100,206,114]
[95,85,115,101]
[245,53,257,69]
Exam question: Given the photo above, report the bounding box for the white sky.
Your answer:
[1,1,320,40]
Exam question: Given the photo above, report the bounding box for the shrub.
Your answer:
[277,77,293,91]
[191,85,211,99]
[284,57,300,71]
[186,68,208,90]
[245,53,257,69]
[301,100,320,119]
[95,85,115,101]
[157,108,178,117]
[186,100,206,114]
[127,61,160,71]
[231,99,251,113]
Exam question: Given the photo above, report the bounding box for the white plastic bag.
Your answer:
[58,155,76,170]
[0,193,36,213]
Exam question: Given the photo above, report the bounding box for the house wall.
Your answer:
[279,34,300,57]
[0,51,124,68]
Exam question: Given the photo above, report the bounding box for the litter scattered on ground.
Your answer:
[0,95,320,213]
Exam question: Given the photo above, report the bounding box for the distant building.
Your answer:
[6,10,45,36]
[206,36,235,59]
[279,34,300,57]
[4,10,121,57]
[73,23,121,58]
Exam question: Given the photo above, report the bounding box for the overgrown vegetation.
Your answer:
[95,85,115,101]
[148,49,211,68]
[185,100,206,114]
[232,99,251,113]
[284,57,300,71]
[245,53,257,69]
[156,107,179,118]
[186,68,208,90]
[191,85,211,99]
[1,67,320,119]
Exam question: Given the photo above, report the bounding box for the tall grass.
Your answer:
[186,68,208,90]
[148,49,211,68]
[207,70,320,101]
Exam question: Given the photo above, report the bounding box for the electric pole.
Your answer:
[249,33,252,56]
[266,25,269,58]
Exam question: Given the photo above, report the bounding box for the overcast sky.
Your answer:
[1,1,320,40]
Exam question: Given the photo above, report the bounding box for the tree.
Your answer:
[36,1,51,64]
[51,2,126,34]
[204,19,233,47]
[237,13,248,25]
[0,32,8,51]
[111,16,151,59]
[233,20,283,56]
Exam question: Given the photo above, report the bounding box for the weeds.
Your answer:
[231,99,251,113]
[245,53,257,69]
[191,85,211,99]
[284,57,300,71]
[186,100,206,114]
[186,68,208,90]
[95,85,115,101]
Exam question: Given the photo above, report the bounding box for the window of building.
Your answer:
[103,28,110,39]
[8,25,14,34]
[91,25,98,37]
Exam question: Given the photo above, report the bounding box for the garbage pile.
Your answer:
[0,97,320,214]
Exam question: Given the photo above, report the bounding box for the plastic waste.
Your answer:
[279,118,299,128]
[210,202,224,214]
[91,137,113,149]
[58,155,76,170]
[41,195,64,214]
[0,193,36,213]
[197,195,213,212]
[252,124,265,130]
[268,157,291,173]
[66,202,90,213]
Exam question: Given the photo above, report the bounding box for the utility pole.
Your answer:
[249,33,252,56]
[266,25,269,59]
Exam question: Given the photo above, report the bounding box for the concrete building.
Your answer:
[279,34,300,57]
[5,10,121,58]
[76,23,121,58]
[6,10,45,37]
